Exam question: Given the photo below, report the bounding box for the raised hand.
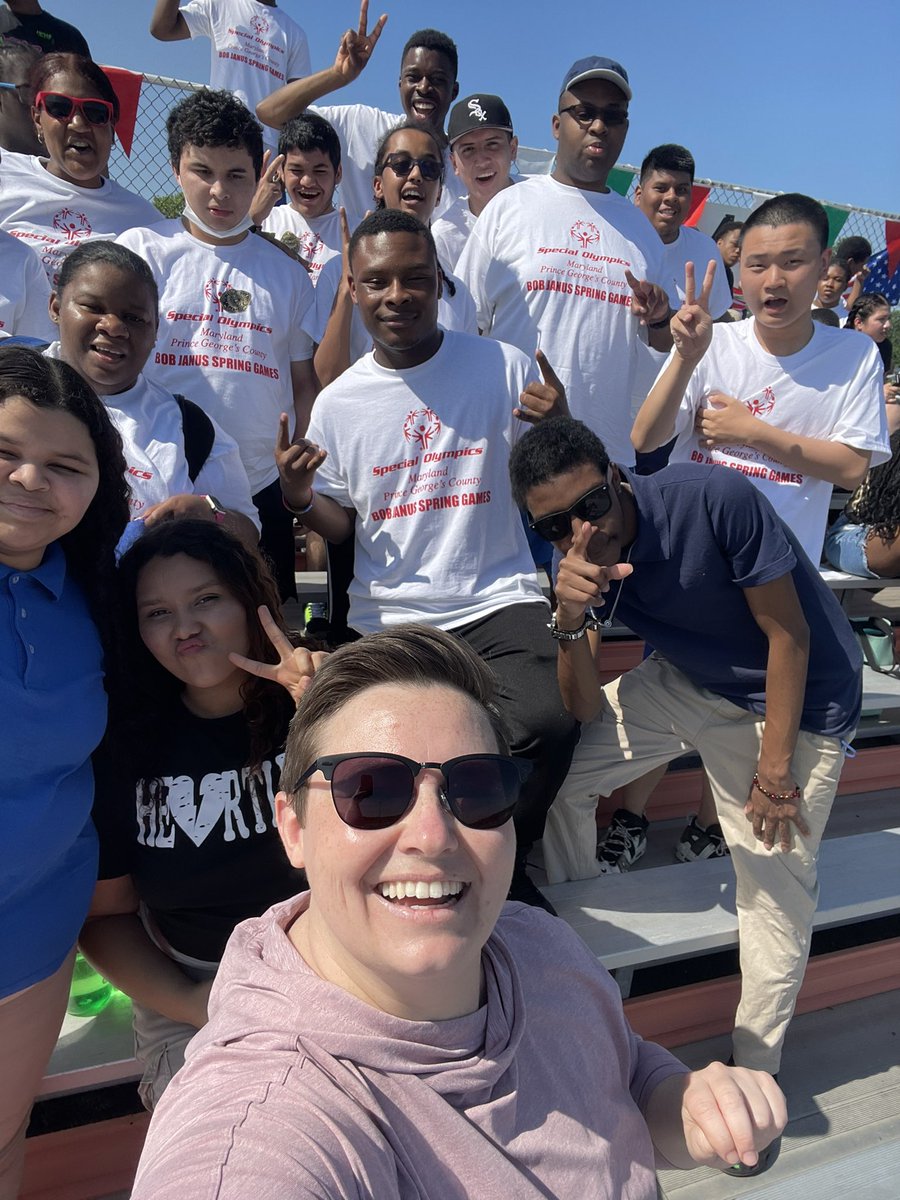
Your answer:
[694,390,757,448]
[334,0,388,83]
[249,151,285,225]
[229,605,328,706]
[624,269,671,327]
[515,349,570,424]
[555,519,633,627]
[671,259,717,363]
[275,412,327,512]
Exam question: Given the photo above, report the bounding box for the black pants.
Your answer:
[454,603,579,849]
[253,478,296,602]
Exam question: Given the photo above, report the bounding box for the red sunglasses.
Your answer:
[35,91,116,127]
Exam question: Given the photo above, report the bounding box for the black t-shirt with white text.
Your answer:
[0,10,91,56]
[93,705,305,962]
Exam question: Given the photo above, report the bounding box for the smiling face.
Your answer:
[815,263,849,308]
[349,229,442,369]
[276,682,515,1020]
[739,221,829,355]
[0,394,99,569]
[175,142,259,243]
[398,47,458,132]
[524,460,636,568]
[634,168,693,244]
[552,78,629,192]
[34,67,115,187]
[373,128,443,222]
[451,127,517,211]
[136,553,251,715]
[52,262,158,396]
[283,146,340,219]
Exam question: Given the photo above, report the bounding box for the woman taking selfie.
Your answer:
[130,625,786,1198]
[0,347,128,1198]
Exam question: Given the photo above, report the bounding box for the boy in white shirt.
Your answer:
[118,88,317,599]
[257,112,343,287]
[150,0,310,152]
[431,93,519,271]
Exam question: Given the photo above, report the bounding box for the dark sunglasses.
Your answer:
[558,104,629,129]
[294,752,531,830]
[35,91,115,126]
[529,482,612,543]
[382,153,443,182]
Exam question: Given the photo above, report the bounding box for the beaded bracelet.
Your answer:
[751,773,801,802]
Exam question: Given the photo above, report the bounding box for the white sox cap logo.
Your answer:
[467,98,487,123]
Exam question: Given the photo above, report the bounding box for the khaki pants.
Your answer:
[0,950,75,1200]
[544,655,846,1073]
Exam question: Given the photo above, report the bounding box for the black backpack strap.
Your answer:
[173,394,216,483]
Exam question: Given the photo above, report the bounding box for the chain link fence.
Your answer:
[111,74,897,252]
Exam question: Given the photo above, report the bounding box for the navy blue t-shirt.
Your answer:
[592,464,861,739]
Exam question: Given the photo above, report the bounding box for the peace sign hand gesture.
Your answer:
[671,259,718,365]
[334,0,388,84]
[229,605,329,707]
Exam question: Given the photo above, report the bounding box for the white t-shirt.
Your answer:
[456,174,666,465]
[44,343,259,525]
[262,206,342,286]
[431,196,477,270]
[0,152,160,287]
[667,319,890,562]
[180,0,310,149]
[660,226,731,319]
[307,329,546,633]
[310,104,464,229]
[117,221,315,493]
[0,229,54,339]
[313,255,478,365]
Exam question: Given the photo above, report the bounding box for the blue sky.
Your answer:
[67,0,899,214]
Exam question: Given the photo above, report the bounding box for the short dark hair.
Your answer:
[30,53,119,121]
[278,112,341,170]
[714,218,744,241]
[508,417,611,511]
[741,192,829,252]
[283,624,510,820]
[167,89,264,178]
[57,240,159,310]
[348,207,438,270]
[0,346,128,648]
[401,29,458,78]
[825,257,851,285]
[834,236,871,265]
[639,143,695,183]
[810,307,841,328]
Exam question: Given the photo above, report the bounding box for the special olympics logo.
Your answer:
[467,98,487,123]
[203,280,251,312]
[299,231,323,261]
[744,386,776,417]
[403,407,441,450]
[250,14,270,35]
[570,220,600,248]
[52,208,92,245]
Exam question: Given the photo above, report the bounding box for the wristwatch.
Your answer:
[204,494,227,524]
[548,612,599,641]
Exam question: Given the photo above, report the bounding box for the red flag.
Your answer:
[885,220,900,280]
[101,65,143,158]
[684,185,710,227]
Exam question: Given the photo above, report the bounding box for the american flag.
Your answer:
[863,247,900,306]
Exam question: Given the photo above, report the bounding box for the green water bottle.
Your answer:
[67,951,113,1017]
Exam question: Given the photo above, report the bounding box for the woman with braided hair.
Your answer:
[825,429,900,578]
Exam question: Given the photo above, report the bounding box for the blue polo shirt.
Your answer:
[1,544,106,997]
[592,464,861,739]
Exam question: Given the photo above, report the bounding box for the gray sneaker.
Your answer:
[596,808,648,873]
[675,816,729,863]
